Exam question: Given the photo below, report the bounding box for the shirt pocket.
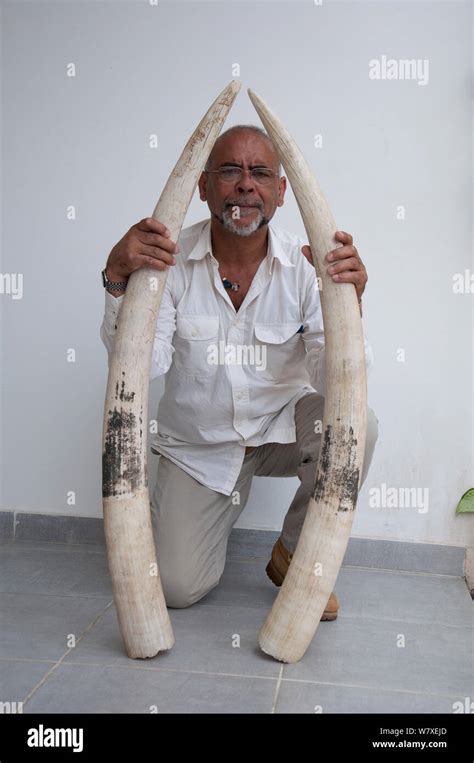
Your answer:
[174,314,220,378]
[253,321,305,382]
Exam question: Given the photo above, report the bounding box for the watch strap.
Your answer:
[102,268,128,291]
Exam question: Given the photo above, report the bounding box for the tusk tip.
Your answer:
[227,79,242,95]
[247,88,264,114]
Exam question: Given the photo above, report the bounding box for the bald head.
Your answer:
[204,125,282,176]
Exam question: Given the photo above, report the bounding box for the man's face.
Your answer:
[198,130,286,237]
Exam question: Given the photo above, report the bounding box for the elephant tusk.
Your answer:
[248,88,368,663]
[102,80,241,659]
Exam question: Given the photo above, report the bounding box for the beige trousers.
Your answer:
[150,392,379,608]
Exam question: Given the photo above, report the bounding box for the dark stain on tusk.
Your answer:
[115,372,136,403]
[102,408,142,498]
[312,424,360,511]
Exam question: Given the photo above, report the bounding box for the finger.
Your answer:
[136,244,177,266]
[327,256,363,275]
[136,217,171,237]
[326,244,358,262]
[138,231,179,253]
[330,270,365,286]
[334,230,353,245]
[131,255,170,272]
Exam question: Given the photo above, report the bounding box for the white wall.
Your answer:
[1,0,472,548]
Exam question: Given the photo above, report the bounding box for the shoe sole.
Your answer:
[265,558,338,621]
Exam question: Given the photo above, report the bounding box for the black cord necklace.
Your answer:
[222,277,240,292]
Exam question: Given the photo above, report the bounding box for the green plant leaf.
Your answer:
[456,488,474,514]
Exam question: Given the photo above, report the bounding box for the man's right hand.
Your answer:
[105,217,180,284]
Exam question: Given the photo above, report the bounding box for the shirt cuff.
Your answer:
[103,289,125,332]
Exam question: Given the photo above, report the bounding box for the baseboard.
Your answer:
[0,510,466,578]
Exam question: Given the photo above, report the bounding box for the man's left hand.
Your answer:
[301,230,368,305]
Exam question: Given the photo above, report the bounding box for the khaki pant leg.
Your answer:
[150,453,255,608]
[253,392,379,554]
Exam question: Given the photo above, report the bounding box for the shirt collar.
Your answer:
[187,218,295,273]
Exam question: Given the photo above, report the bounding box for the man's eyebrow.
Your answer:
[217,161,273,169]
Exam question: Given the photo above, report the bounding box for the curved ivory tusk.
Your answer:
[248,88,367,663]
[102,80,241,659]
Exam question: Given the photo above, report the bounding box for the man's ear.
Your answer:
[277,175,287,207]
[198,171,207,201]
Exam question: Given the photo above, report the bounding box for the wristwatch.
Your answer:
[101,267,128,292]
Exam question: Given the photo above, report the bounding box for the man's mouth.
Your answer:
[237,206,259,215]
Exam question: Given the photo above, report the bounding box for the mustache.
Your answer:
[224,199,264,209]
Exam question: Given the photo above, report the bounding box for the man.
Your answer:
[100,124,379,620]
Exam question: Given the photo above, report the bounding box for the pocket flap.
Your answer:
[254,322,303,344]
[176,314,219,341]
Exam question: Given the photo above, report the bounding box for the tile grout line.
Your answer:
[49,661,282,682]
[172,608,473,631]
[0,591,114,600]
[226,557,466,579]
[0,590,471,628]
[1,542,466,579]
[21,600,114,707]
[0,658,57,665]
[36,659,465,703]
[277,677,467,701]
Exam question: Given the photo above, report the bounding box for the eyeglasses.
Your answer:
[206,166,278,186]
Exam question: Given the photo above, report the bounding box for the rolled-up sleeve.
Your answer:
[300,259,374,396]
[99,278,176,380]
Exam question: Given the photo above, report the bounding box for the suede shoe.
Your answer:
[266,536,339,620]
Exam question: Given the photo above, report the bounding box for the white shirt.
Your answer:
[100,218,374,495]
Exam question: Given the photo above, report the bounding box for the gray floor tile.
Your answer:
[282,616,473,697]
[337,567,473,627]
[15,513,105,546]
[2,540,472,714]
[227,528,278,560]
[275,679,462,714]
[195,558,277,609]
[0,593,112,661]
[0,543,112,597]
[64,603,279,677]
[0,659,55,704]
[24,663,276,713]
[343,537,465,577]
[0,512,14,541]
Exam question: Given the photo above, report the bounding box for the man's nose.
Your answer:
[236,169,257,192]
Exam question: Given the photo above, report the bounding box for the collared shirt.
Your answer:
[100,218,374,495]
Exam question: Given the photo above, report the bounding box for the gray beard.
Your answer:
[215,205,269,237]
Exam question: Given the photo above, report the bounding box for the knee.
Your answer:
[159,569,219,609]
[162,582,198,609]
